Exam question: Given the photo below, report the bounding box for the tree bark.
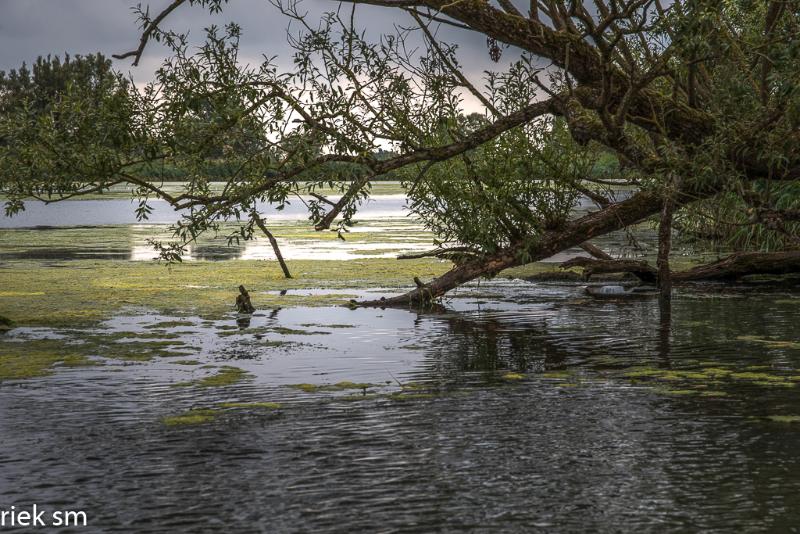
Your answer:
[578,242,614,261]
[560,257,657,283]
[673,251,800,281]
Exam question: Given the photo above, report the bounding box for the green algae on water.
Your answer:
[175,366,252,388]
[0,339,100,380]
[502,372,526,380]
[0,258,451,328]
[765,415,800,423]
[388,392,438,401]
[288,381,376,393]
[736,335,800,350]
[144,320,196,329]
[162,408,218,426]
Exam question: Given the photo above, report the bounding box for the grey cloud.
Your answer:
[0,0,525,100]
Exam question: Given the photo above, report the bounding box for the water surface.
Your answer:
[1,281,798,532]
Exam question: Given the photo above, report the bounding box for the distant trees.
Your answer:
[0,53,122,115]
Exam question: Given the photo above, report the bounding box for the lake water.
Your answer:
[1,186,798,532]
[0,188,644,263]
[0,282,799,531]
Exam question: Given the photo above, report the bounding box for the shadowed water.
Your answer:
[1,281,799,532]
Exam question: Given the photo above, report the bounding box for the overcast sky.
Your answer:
[0,0,507,97]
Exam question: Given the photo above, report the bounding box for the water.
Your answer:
[0,187,648,263]
[1,186,796,531]
[1,281,799,532]
[0,195,411,228]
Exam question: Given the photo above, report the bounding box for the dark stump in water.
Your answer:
[236,285,256,314]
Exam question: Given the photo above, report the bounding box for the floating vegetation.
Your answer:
[0,338,103,380]
[288,381,376,393]
[171,359,201,366]
[175,366,252,388]
[736,335,800,350]
[765,415,800,424]
[388,392,438,401]
[0,258,451,327]
[621,363,799,398]
[162,409,218,426]
[399,382,429,391]
[501,372,526,380]
[144,320,195,329]
[270,326,330,336]
[97,339,196,362]
[0,350,98,380]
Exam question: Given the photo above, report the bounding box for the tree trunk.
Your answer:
[253,215,292,279]
[578,242,614,260]
[560,256,657,283]
[360,185,680,306]
[657,194,674,308]
[673,251,800,281]
[556,251,800,283]
[358,174,799,307]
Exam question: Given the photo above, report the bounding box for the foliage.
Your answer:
[406,116,593,258]
[0,53,121,115]
[1,0,799,274]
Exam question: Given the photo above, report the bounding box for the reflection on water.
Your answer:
[0,219,436,262]
[0,281,799,531]
[0,195,411,228]
[1,188,652,264]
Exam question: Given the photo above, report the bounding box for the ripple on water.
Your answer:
[0,282,799,531]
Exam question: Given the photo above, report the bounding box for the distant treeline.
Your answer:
[128,160,402,182]
[131,151,620,183]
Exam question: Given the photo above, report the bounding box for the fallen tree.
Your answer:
[360,182,708,306]
[559,257,657,283]
[558,251,800,284]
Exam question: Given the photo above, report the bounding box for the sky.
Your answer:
[0,0,508,101]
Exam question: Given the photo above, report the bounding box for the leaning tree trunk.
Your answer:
[358,175,799,307]
[253,214,292,279]
[360,185,696,307]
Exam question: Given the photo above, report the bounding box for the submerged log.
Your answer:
[672,251,800,281]
[558,251,800,283]
[560,257,658,283]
